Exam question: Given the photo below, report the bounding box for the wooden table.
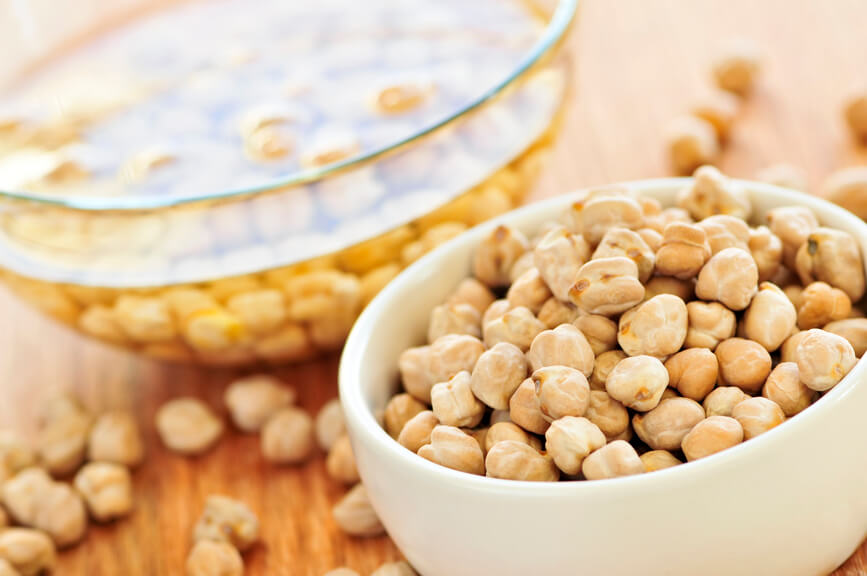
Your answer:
[2,0,866,574]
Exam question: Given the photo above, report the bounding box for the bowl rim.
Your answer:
[339,177,867,496]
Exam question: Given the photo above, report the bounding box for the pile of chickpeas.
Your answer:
[388,166,866,481]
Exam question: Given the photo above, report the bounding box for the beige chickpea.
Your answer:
[572,314,618,356]
[844,92,867,143]
[482,299,513,328]
[589,350,627,391]
[186,540,243,576]
[715,338,772,394]
[359,264,401,306]
[446,278,496,315]
[698,215,750,255]
[580,195,644,246]
[427,303,481,343]
[678,166,751,220]
[532,366,591,422]
[2,468,87,547]
[545,417,606,475]
[326,569,361,576]
[315,398,345,452]
[470,342,527,410]
[484,441,559,482]
[397,411,438,453]
[655,222,711,279]
[618,295,688,358]
[640,450,682,473]
[606,355,669,412]
[797,282,852,330]
[696,247,758,311]
[762,362,815,417]
[526,324,595,377]
[644,207,694,235]
[507,268,552,315]
[703,386,749,417]
[756,163,808,192]
[821,167,867,220]
[691,89,739,140]
[384,394,427,438]
[226,289,285,335]
[509,252,536,284]
[533,227,591,301]
[87,410,144,468]
[463,427,489,455]
[633,398,705,451]
[418,426,485,475]
[473,225,529,288]
[156,398,224,456]
[326,435,359,485]
[592,228,655,283]
[585,391,630,440]
[713,40,761,96]
[332,484,384,537]
[731,397,785,440]
[637,228,664,253]
[783,284,804,309]
[509,379,550,435]
[664,348,718,401]
[261,407,315,464]
[371,561,417,576]
[537,298,579,329]
[568,257,645,316]
[0,432,36,485]
[749,226,783,282]
[665,116,720,175]
[73,462,133,522]
[0,528,56,576]
[796,329,858,391]
[795,227,866,302]
[114,295,177,343]
[483,306,545,353]
[643,276,695,302]
[224,374,295,433]
[431,372,485,428]
[581,440,644,481]
[824,318,867,357]
[484,422,535,453]
[490,409,510,426]
[399,334,485,403]
[766,205,819,269]
[37,408,91,477]
[681,416,744,461]
[743,282,797,352]
[561,187,632,235]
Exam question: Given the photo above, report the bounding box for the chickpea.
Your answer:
[155,398,224,456]
[261,407,315,464]
[581,440,644,481]
[315,398,345,452]
[397,411,438,453]
[605,355,669,412]
[0,432,36,485]
[482,299,513,327]
[532,366,591,422]
[633,398,705,451]
[637,228,663,252]
[224,374,295,433]
[326,435,360,485]
[545,417,606,475]
[509,378,550,435]
[618,295,688,358]
[114,295,176,343]
[526,324,595,377]
[795,227,866,302]
[780,330,808,363]
[537,298,579,329]
[703,386,749,417]
[482,306,545,353]
[796,329,858,391]
[489,409,512,426]
[561,187,632,235]
[580,195,644,246]
[824,318,867,357]
[766,205,819,269]
[399,334,485,403]
[713,40,761,95]
[644,207,694,235]
[742,282,797,352]
[185,540,243,576]
[665,348,718,401]
[821,167,867,221]
[762,362,815,417]
[715,338,772,393]
[665,116,719,175]
[470,342,527,410]
[678,166,751,221]
[698,215,750,255]
[696,247,758,311]
[483,440,558,482]
[655,222,711,279]
[464,427,489,455]
[427,303,481,343]
[506,268,552,315]
[509,252,536,284]
[371,561,418,576]
[681,416,744,461]
[589,350,627,391]
[484,422,536,453]
[643,276,695,302]
[797,282,852,330]
[446,278,496,315]
[533,227,591,301]
[572,314,618,356]
[568,257,645,316]
[37,408,91,477]
[225,289,285,335]
[74,462,133,522]
[691,89,739,140]
[360,264,401,305]
[332,484,384,537]
[384,394,427,438]
[473,225,529,288]
[755,162,808,192]
[844,92,867,143]
[592,228,655,283]
[640,450,682,473]
[0,528,56,576]
[749,226,783,282]
[87,411,144,468]
[417,426,485,475]
[731,397,785,440]
[431,372,485,428]
[2,468,87,547]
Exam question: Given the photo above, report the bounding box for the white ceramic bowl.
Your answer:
[339,178,867,576]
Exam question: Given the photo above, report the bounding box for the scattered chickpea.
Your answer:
[430,372,485,428]
[371,561,418,576]
[568,257,645,316]
[481,299,513,328]
[526,324,595,377]
[655,222,711,279]
[677,165,751,221]
[844,92,867,143]
[73,462,133,522]
[0,432,36,484]
[544,417,605,475]
[427,303,481,342]
[665,116,719,175]
[192,495,259,551]
[795,227,866,302]
[617,294,688,358]
[473,225,529,288]
[573,314,618,356]
[797,282,852,330]
[589,350,627,391]
[506,268,552,315]
[756,163,808,192]
[326,435,359,485]
[664,348,718,401]
[332,484,384,537]
[484,441,559,482]
[397,411,438,453]
[2,468,87,548]
[0,528,56,576]
[156,398,224,456]
[418,426,485,475]
[185,539,243,576]
[691,89,739,140]
[605,355,669,412]
[743,282,797,352]
[224,374,295,433]
[482,307,545,353]
[821,167,867,222]
[509,379,550,435]
[731,397,785,440]
[315,399,345,452]
[640,450,682,473]
[581,440,644,481]
[384,394,427,438]
[87,410,144,468]
[261,407,315,464]
[533,227,591,302]
[795,329,858,391]
[715,338,772,394]
[37,400,91,477]
[532,366,591,422]
[681,416,744,461]
[713,40,761,96]
[584,390,630,440]
[823,318,867,357]
[592,228,655,283]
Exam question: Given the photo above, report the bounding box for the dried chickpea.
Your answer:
[261,407,315,464]
[581,440,644,481]
[633,397,705,451]
[821,167,867,220]
[482,307,545,353]
[762,362,815,417]
[589,350,627,391]
[713,40,761,96]
[655,222,711,279]
[795,227,866,302]
[756,163,808,191]
[506,268,552,315]
[766,205,819,270]
[703,386,749,417]
[844,92,867,143]
[537,298,579,329]
[482,299,512,327]
[332,484,384,537]
[532,366,591,422]
[824,318,867,357]
[469,342,527,410]
[156,398,223,456]
[795,329,858,391]
[715,338,772,393]
[665,116,719,175]
[484,422,534,453]
[691,89,739,140]
[224,374,295,433]
[509,379,550,435]
[696,247,758,310]
[397,411,438,453]
[489,409,512,425]
[618,294,688,358]
[371,561,417,576]
[0,528,56,576]
[509,252,536,284]
[0,558,15,576]
[568,257,645,316]
[191,495,259,551]
[430,372,485,428]
[37,408,91,477]
[561,187,632,234]
[644,207,694,235]
[384,394,427,438]
[643,276,695,302]
[0,433,36,484]
[681,416,744,461]
[640,450,682,473]
[743,282,797,352]
[73,462,133,522]
[2,468,87,547]
[684,301,736,351]
[526,324,595,377]
[417,426,485,475]
[678,165,751,221]
[664,348,718,401]
[585,391,630,440]
[592,228,655,283]
[749,226,783,282]
[87,411,144,468]
[445,278,495,314]
[580,195,644,246]
[463,427,488,455]
[731,397,785,440]
[315,399,345,452]
[797,282,852,330]
[399,334,485,403]
[698,215,750,255]
[186,540,243,576]
[544,417,605,475]
[0,507,6,529]
[427,303,481,342]
[484,441,559,482]
[533,227,591,301]
[473,225,529,288]
[326,435,359,485]
[606,355,669,412]
[637,228,663,252]
[572,314,618,355]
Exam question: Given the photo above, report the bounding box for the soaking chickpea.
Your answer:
[384,394,427,438]
[692,89,739,140]
[762,362,815,417]
[823,318,867,357]
[332,484,384,537]
[186,540,243,576]
[484,441,559,482]
[643,276,695,302]
[537,298,579,329]
[581,440,644,481]
[261,407,315,464]
[155,398,224,456]
[446,278,496,315]
[470,342,527,410]
[713,40,761,96]
[533,227,591,301]
[592,228,655,283]
[681,416,744,461]
[506,268,552,315]
[572,314,618,355]
[748,226,783,282]
[696,247,758,310]
[655,222,711,279]
[589,350,627,391]
[532,366,591,422]
[640,450,682,473]
[544,417,606,475]
[579,195,644,246]
[431,372,485,428]
[399,334,485,403]
[633,397,705,451]
[618,295,688,358]
[795,329,858,391]
[484,422,536,452]
[482,306,545,352]
[568,257,645,316]
[731,397,785,440]
[677,165,751,221]
[665,116,719,176]
[509,379,550,435]
[397,411,438,453]
[473,225,529,288]
[795,227,866,302]
[797,282,851,330]
[526,324,595,377]
[418,426,485,475]
[74,462,133,522]
[665,348,718,401]
[224,374,295,433]
[715,338,772,394]
[698,215,750,255]
[703,386,749,417]
[606,355,669,412]
[743,282,797,352]
[427,303,481,343]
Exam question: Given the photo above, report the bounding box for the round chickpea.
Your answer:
[332,484,384,537]
[696,247,758,311]
[186,540,243,576]
[532,366,591,422]
[618,294,688,358]
[844,93,867,143]
[526,324,595,377]
[224,374,295,433]
[484,441,559,482]
[781,330,808,363]
[326,435,360,485]
[260,407,315,464]
[509,252,535,284]
[315,398,345,452]
[640,450,682,473]
[713,40,761,96]
[446,278,496,315]
[473,225,529,288]
[568,257,645,316]
[681,415,744,461]
[509,379,550,435]
[644,207,694,235]
[585,391,630,440]
[821,167,867,220]
[731,397,785,440]
[606,355,669,412]
[592,228,656,283]
[2,468,87,547]
[0,432,35,485]
[823,318,867,357]
[633,397,705,451]
[703,386,749,417]
[762,362,815,417]
[715,338,772,394]
[756,163,808,192]
[795,329,858,391]
[427,303,481,343]
[677,165,751,221]
[637,228,663,252]
[665,116,720,176]
[692,89,739,140]
[748,226,783,282]
[795,227,866,302]
[533,227,591,301]
[431,372,485,428]
[482,306,546,352]
[74,462,133,522]
[482,299,512,327]
[418,426,485,475]
[580,195,645,246]
[537,298,579,329]
[470,342,527,410]
[589,350,627,391]
[484,422,535,453]
[797,282,851,330]
[506,268,552,315]
[573,314,618,356]
[655,222,711,279]
[581,440,644,481]
[643,276,695,302]
[384,394,427,438]
[155,398,224,456]
[698,215,750,255]
[743,282,797,352]
[664,348,718,401]
[545,417,606,475]
[397,411,438,453]
[87,411,144,468]
[766,205,819,269]
[399,334,485,403]
[0,528,56,576]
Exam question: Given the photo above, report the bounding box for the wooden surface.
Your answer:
[1,0,866,574]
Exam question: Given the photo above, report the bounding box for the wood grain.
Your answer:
[1,0,866,574]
